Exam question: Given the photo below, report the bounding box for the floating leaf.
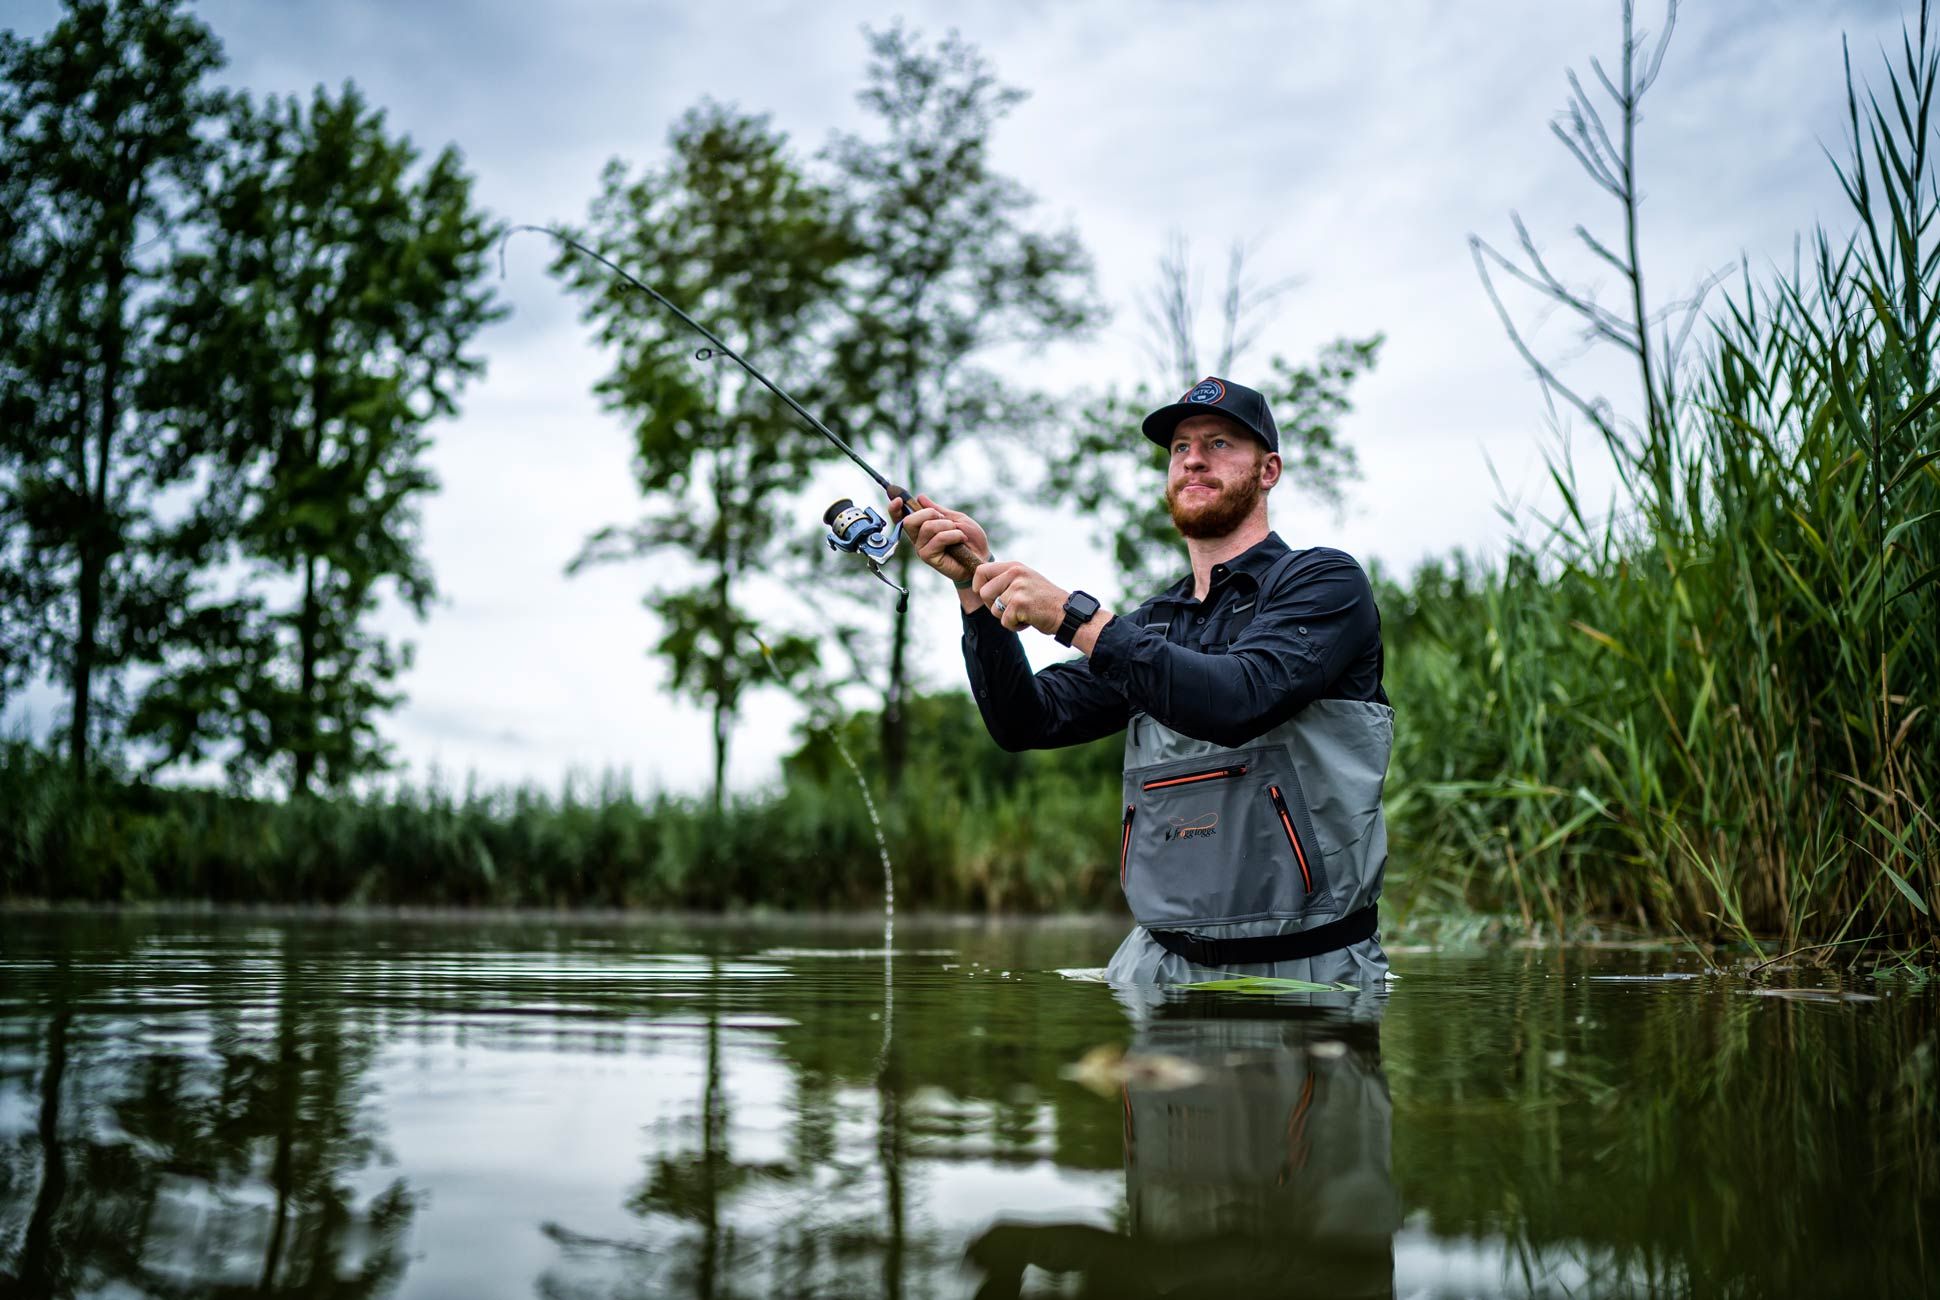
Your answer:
[1177,976,1349,994]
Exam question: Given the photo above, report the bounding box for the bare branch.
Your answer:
[1507,213,1643,349]
[1590,54,1627,110]
[1471,234,1622,446]
[1569,70,1629,188]
[1637,0,1680,94]
[1663,267,1728,375]
[1551,115,1627,199]
[1135,229,1199,386]
[1574,223,1634,280]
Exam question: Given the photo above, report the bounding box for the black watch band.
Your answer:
[1056,590,1102,647]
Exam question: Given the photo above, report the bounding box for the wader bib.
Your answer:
[1104,556,1394,986]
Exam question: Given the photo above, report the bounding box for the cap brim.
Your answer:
[1140,403,1268,448]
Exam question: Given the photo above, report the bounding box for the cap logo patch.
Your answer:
[1183,377,1226,405]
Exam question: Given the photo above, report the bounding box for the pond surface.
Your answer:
[0,912,1932,1298]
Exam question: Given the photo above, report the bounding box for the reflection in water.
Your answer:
[0,924,415,1297]
[1,916,1935,1298]
[968,988,1398,1299]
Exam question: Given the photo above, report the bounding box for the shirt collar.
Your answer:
[1155,532,1292,603]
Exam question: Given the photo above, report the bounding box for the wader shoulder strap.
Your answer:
[1146,904,1378,967]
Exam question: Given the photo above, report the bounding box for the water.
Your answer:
[0,912,1932,1298]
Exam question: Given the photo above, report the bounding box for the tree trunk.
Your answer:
[69,551,99,787]
[881,538,913,796]
[879,401,920,794]
[293,552,319,797]
[291,329,332,798]
[711,702,729,817]
[70,248,128,785]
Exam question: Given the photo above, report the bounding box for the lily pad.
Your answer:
[1177,975,1349,994]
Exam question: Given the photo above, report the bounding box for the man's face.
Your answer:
[1164,414,1278,539]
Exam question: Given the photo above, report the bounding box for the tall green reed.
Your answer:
[1387,13,1940,947]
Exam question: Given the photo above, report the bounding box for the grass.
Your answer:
[1379,17,1940,950]
[0,693,1129,913]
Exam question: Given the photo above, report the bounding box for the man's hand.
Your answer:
[892,493,991,590]
[974,561,1071,636]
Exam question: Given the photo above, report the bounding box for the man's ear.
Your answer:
[1260,452,1283,490]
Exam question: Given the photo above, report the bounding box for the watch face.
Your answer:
[1067,591,1100,619]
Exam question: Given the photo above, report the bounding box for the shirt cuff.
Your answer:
[1086,614,1141,685]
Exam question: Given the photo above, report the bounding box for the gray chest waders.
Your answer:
[1117,561,1393,966]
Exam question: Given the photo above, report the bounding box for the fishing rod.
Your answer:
[511,225,987,608]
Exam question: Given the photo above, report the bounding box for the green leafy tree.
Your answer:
[134,83,503,794]
[0,0,224,781]
[556,103,852,810]
[825,24,1103,793]
[1047,236,1381,601]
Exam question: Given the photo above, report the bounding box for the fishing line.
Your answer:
[501,224,990,611]
[504,224,900,499]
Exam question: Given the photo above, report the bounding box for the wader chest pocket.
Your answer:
[1120,747,1331,927]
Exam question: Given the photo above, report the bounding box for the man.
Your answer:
[896,376,1392,985]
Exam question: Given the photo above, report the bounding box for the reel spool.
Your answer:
[825,497,908,610]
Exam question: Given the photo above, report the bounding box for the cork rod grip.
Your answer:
[885,482,988,573]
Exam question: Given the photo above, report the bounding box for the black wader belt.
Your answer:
[1146,904,1378,967]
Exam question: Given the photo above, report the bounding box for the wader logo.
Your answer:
[1164,811,1219,842]
[1183,377,1226,405]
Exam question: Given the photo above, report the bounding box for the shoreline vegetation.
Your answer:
[2,3,1935,955]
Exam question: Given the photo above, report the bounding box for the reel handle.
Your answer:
[884,482,987,573]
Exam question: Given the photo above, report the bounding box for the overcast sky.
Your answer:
[2,0,1911,795]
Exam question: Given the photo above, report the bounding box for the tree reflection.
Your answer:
[12,1005,70,1292]
[539,954,790,1300]
[0,924,416,1296]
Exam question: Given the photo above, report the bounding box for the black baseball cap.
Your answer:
[1141,376,1279,453]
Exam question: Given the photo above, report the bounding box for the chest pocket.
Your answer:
[1118,742,1334,927]
[1208,596,1258,647]
[1201,549,1305,648]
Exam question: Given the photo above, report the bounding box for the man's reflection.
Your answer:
[968,986,1399,1300]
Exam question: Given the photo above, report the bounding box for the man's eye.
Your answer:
[1172,443,1188,454]
[1212,439,1229,449]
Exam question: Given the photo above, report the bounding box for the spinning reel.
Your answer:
[824,497,908,610]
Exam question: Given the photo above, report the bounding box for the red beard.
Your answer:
[1166,466,1264,539]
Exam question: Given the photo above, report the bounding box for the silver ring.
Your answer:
[992,596,1007,616]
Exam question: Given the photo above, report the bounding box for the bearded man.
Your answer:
[895,376,1392,985]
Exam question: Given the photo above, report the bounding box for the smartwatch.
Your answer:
[1056,590,1102,647]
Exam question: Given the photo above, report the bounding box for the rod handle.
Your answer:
[885,482,987,573]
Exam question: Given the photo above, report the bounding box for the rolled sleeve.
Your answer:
[962,606,1129,751]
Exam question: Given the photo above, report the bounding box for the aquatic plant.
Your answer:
[1383,10,1940,947]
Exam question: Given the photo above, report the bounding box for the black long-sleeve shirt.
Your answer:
[961,532,1387,751]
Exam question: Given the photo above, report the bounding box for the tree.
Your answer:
[825,24,1102,792]
[555,103,851,810]
[0,0,225,782]
[1044,234,1382,602]
[134,83,503,795]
